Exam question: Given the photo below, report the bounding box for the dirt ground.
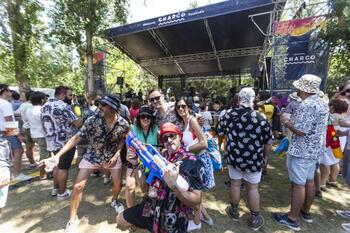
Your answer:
[1,153,350,233]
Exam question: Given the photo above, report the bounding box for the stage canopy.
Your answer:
[106,0,278,80]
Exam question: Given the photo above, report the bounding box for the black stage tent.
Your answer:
[106,0,278,83]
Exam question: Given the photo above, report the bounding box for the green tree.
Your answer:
[50,0,128,96]
[0,0,43,97]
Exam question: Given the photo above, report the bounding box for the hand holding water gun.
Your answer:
[125,131,189,191]
[274,137,289,158]
[326,121,343,159]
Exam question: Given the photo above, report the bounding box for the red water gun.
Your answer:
[326,120,343,159]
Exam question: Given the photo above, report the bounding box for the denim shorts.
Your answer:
[6,136,23,150]
[288,156,317,185]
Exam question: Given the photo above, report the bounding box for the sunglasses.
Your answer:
[100,102,108,107]
[176,104,187,110]
[149,96,161,102]
[140,115,151,120]
[161,133,177,143]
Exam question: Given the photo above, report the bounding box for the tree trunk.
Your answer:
[85,0,96,96]
[6,0,31,99]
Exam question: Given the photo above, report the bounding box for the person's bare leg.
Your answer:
[69,168,93,221]
[302,180,315,213]
[116,211,133,228]
[25,142,35,164]
[230,179,241,205]
[329,164,339,183]
[12,148,24,176]
[320,164,330,187]
[200,204,212,221]
[288,183,305,221]
[111,168,123,201]
[57,169,69,194]
[53,167,59,189]
[125,168,136,208]
[314,169,321,192]
[246,182,260,211]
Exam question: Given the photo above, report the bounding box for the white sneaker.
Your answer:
[64,219,79,233]
[337,210,350,219]
[342,223,350,232]
[57,189,71,201]
[11,173,32,182]
[111,200,124,213]
[51,188,58,196]
[200,213,214,225]
[187,220,201,232]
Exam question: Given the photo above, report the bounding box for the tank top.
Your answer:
[182,117,199,147]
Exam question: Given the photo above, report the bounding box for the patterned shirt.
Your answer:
[142,148,204,233]
[218,106,272,172]
[77,113,130,164]
[41,98,79,152]
[287,94,329,160]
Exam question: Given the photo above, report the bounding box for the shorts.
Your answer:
[79,158,123,170]
[228,165,262,184]
[53,147,75,170]
[288,156,317,185]
[22,128,33,145]
[0,168,10,208]
[33,138,50,160]
[320,147,339,166]
[123,202,153,231]
[6,136,23,150]
[343,149,350,186]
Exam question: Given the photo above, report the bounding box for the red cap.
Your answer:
[159,123,182,143]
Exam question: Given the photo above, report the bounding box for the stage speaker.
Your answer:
[116,77,124,85]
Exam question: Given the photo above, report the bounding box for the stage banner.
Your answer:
[271,16,328,93]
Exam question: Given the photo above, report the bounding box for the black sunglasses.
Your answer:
[140,115,151,120]
[161,133,177,143]
[176,104,187,110]
[149,96,161,102]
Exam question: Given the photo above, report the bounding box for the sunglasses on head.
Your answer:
[161,133,177,143]
[176,104,187,110]
[140,115,151,120]
[149,96,161,102]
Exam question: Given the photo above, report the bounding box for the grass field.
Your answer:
[1,153,350,233]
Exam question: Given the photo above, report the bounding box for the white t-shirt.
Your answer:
[200,111,212,131]
[26,105,45,138]
[0,98,15,131]
[15,102,32,129]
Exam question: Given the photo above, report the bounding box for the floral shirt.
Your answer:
[218,106,272,172]
[287,94,329,160]
[41,98,79,152]
[142,148,204,233]
[77,113,130,164]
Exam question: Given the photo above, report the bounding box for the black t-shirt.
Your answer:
[218,106,272,172]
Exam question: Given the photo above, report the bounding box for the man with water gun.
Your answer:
[117,123,204,233]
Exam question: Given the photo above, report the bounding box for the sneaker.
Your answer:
[11,173,32,182]
[272,213,300,231]
[336,210,350,219]
[187,220,201,232]
[327,181,338,188]
[300,210,313,223]
[200,213,214,225]
[111,200,125,213]
[250,215,264,231]
[28,163,38,169]
[342,223,350,232]
[57,189,71,201]
[64,219,79,233]
[320,185,327,192]
[226,207,239,221]
[103,175,111,185]
[51,188,58,196]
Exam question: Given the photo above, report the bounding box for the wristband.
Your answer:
[185,145,190,152]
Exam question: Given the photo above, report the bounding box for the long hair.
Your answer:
[135,114,157,133]
[174,96,193,123]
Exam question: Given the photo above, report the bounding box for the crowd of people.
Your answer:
[1,73,350,232]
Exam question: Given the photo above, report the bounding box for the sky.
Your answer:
[127,0,225,23]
